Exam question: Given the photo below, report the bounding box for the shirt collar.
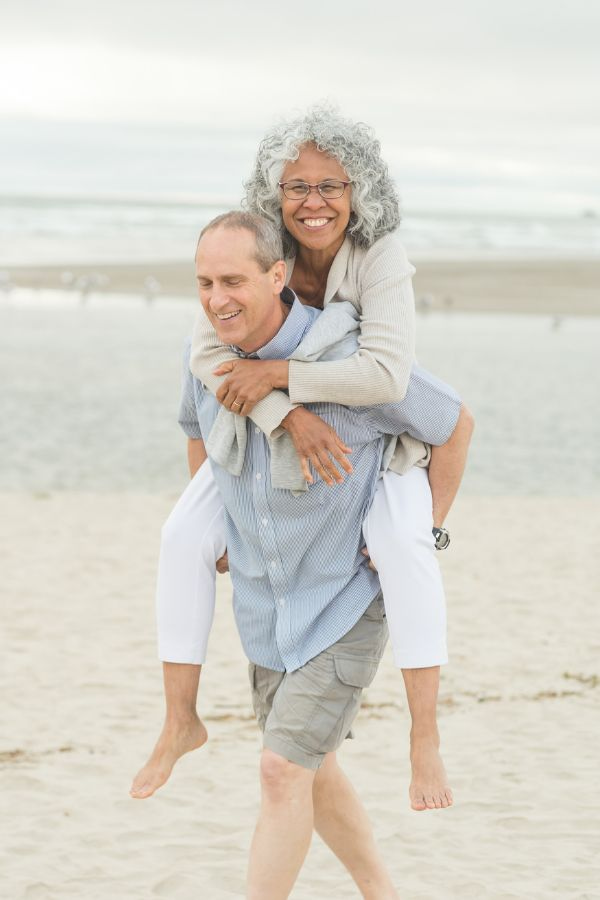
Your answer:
[233,286,319,361]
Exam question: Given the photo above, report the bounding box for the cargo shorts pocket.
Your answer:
[333,655,379,689]
[311,654,379,751]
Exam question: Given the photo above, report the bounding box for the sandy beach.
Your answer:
[6,257,600,316]
[1,256,599,898]
[1,490,599,899]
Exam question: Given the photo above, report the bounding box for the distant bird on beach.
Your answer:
[417,293,434,314]
[144,276,161,304]
[75,274,93,303]
[0,270,14,294]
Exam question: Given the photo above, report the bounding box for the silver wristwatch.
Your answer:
[432,527,451,550]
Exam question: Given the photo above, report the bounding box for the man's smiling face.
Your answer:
[195,226,286,353]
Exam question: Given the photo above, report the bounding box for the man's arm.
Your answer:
[363,366,462,447]
[361,368,474,526]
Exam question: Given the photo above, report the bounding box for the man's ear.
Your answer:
[271,259,287,293]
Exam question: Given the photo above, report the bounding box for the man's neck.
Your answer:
[236,299,291,356]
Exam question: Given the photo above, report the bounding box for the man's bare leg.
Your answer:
[130,662,207,799]
[247,749,315,900]
[402,666,453,811]
[312,753,398,899]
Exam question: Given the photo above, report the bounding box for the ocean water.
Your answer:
[1,119,599,266]
[2,194,599,267]
[1,290,598,496]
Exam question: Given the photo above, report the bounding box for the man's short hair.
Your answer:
[198,211,284,272]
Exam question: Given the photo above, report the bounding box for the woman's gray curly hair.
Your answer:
[244,104,401,257]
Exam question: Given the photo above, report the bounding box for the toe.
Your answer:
[410,788,427,811]
[424,794,436,810]
[130,773,148,793]
[130,782,152,799]
[444,788,454,806]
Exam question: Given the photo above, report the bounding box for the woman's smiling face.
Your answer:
[279,143,352,257]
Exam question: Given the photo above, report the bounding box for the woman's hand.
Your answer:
[213,359,289,416]
[281,407,353,486]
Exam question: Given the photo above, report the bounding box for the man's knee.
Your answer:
[313,752,339,796]
[259,749,312,800]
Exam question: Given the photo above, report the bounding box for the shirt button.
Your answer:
[270,561,277,569]
[261,518,268,526]
[277,598,285,607]
[255,426,260,434]
[256,473,262,481]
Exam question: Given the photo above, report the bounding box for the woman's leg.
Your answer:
[363,467,453,811]
[130,461,226,799]
[156,460,225,664]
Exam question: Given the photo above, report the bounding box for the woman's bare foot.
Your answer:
[130,715,207,799]
[409,732,453,811]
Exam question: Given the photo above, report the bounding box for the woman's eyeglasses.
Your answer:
[278,180,352,200]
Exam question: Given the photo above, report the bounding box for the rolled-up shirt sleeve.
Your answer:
[178,340,204,439]
[363,364,462,445]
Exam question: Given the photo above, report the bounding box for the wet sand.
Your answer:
[5,257,600,316]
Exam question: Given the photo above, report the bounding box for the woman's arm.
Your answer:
[189,311,298,437]
[189,314,354,484]
[190,235,416,421]
[288,235,415,405]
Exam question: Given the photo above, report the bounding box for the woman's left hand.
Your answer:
[213,359,289,415]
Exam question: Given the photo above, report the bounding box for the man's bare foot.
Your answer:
[409,732,453,811]
[130,715,207,799]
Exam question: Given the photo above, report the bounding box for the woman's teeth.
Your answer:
[216,310,241,320]
[303,218,329,228]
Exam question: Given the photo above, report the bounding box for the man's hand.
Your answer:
[216,551,229,574]
[281,407,353,486]
[213,359,289,416]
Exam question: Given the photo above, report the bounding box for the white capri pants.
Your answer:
[156,463,447,669]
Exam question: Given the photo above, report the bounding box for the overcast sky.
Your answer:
[1,0,598,126]
[1,0,599,212]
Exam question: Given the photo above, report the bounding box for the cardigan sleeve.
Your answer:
[189,308,298,438]
[287,234,416,405]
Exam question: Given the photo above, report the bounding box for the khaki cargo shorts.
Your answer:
[248,595,388,770]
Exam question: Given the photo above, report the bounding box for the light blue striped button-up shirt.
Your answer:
[179,297,460,672]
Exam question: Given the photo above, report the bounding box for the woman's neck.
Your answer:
[294,238,343,280]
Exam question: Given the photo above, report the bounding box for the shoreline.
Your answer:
[4,257,600,316]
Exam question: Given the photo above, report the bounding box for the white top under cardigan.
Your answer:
[190,232,435,475]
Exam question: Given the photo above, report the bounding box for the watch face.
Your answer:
[433,528,450,550]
